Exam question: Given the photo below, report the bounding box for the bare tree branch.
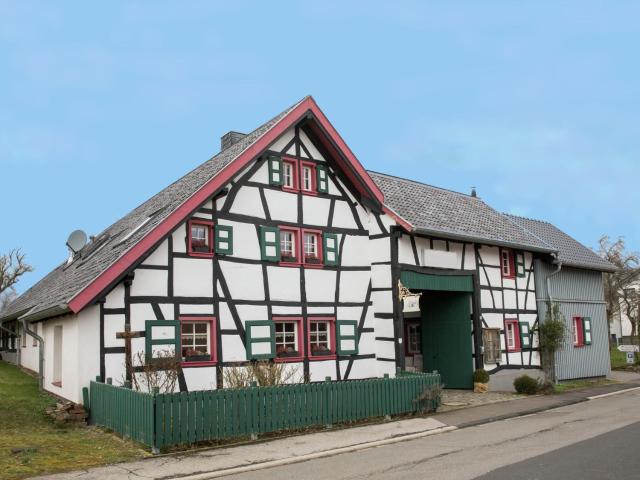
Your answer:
[0,249,33,296]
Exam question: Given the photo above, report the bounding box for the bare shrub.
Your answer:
[413,383,443,413]
[130,350,182,393]
[224,361,302,389]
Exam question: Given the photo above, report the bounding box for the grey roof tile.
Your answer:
[505,214,616,272]
[2,98,305,320]
[369,171,554,252]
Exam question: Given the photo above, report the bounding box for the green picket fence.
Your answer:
[88,371,441,450]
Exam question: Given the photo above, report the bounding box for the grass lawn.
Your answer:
[0,361,147,480]
[610,346,637,369]
[553,377,615,394]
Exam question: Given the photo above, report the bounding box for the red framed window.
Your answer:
[504,319,520,352]
[302,229,323,267]
[501,249,515,278]
[405,320,421,356]
[180,316,217,366]
[274,317,304,361]
[188,219,214,257]
[300,160,317,194]
[282,157,298,191]
[308,317,336,359]
[573,317,584,347]
[279,227,300,265]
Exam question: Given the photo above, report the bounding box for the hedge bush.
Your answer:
[514,375,539,395]
[473,368,489,383]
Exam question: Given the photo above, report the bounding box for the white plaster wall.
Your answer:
[229,186,265,218]
[305,269,337,303]
[43,313,80,403]
[309,360,335,382]
[302,196,331,226]
[105,284,125,309]
[368,237,391,263]
[174,258,214,297]
[141,239,169,266]
[220,262,265,301]
[131,268,168,297]
[268,267,302,302]
[331,201,358,229]
[263,189,297,223]
[77,305,101,403]
[299,130,325,161]
[183,367,217,390]
[104,314,126,348]
[267,126,295,152]
[219,220,261,261]
[341,235,371,267]
[339,271,371,303]
[19,322,40,373]
[172,224,187,253]
[249,161,269,184]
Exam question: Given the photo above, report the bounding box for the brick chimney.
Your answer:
[221,131,246,151]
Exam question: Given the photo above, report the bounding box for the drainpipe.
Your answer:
[21,319,45,391]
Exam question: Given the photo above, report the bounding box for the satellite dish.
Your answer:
[66,230,88,254]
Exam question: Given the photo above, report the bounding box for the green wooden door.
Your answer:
[421,291,473,389]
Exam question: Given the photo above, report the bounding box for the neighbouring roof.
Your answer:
[505,214,616,272]
[1,98,307,321]
[368,171,555,253]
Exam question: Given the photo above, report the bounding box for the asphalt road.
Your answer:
[477,421,640,480]
[226,389,640,480]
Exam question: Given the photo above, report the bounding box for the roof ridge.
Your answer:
[503,212,553,226]
[367,169,476,199]
[500,213,556,252]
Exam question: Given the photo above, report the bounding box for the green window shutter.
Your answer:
[515,252,526,278]
[145,320,180,362]
[245,321,275,360]
[336,320,358,355]
[323,233,339,266]
[268,155,283,186]
[583,317,592,345]
[259,226,280,261]
[215,224,233,255]
[316,164,329,193]
[519,322,531,349]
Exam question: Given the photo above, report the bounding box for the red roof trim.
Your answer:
[382,205,413,232]
[67,97,386,313]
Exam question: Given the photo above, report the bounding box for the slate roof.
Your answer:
[368,171,555,253]
[1,98,306,321]
[505,214,616,272]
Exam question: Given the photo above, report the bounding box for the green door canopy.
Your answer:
[400,271,473,292]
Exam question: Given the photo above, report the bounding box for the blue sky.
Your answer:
[2,1,638,292]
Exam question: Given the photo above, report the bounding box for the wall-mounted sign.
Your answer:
[403,295,421,313]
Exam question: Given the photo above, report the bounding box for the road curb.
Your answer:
[587,386,640,400]
[169,426,458,480]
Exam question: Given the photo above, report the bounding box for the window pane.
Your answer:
[194,323,207,334]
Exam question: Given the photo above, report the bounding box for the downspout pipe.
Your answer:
[21,319,44,391]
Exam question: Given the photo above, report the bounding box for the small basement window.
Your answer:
[188,220,214,257]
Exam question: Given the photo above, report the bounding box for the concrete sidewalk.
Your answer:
[37,381,640,480]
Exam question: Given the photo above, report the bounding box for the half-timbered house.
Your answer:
[0,96,614,402]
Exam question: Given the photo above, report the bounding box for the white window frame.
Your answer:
[275,321,299,355]
[304,232,318,258]
[309,321,330,353]
[280,230,296,258]
[283,161,295,188]
[180,321,211,360]
[301,165,313,191]
[501,250,512,277]
[506,322,516,350]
